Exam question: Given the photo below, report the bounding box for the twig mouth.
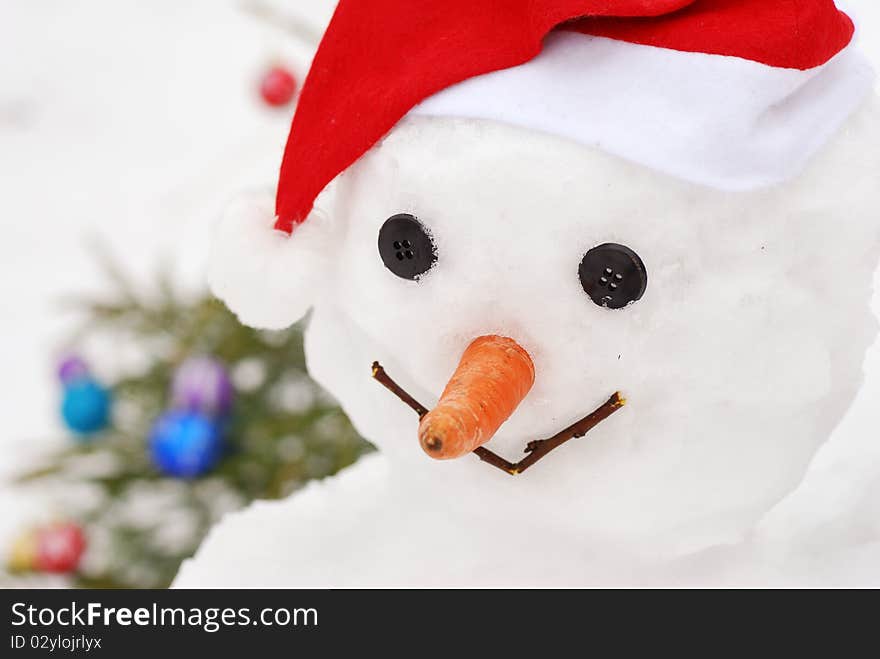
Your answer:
[371,361,625,476]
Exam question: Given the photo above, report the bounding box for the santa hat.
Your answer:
[211,0,874,329]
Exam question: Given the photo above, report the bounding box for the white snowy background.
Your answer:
[0,0,878,586]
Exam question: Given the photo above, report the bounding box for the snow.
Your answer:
[3,0,880,587]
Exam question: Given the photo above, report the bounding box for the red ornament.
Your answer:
[259,66,298,107]
[34,522,86,574]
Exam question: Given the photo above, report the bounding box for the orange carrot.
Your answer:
[418,335,535,460]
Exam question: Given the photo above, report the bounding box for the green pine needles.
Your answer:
[6,252,372,588]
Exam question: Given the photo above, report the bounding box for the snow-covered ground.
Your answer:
[2,1,880,586]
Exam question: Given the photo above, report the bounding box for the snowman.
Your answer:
[178,0,880,586]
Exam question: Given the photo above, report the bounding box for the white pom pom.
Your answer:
[208,190,332,330]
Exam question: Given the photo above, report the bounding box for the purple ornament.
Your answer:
[58,356,90,385]
[171,356,234,417]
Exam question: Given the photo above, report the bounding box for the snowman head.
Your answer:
[210,1,879,543]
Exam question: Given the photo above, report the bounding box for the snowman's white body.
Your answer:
[178,95,880,587]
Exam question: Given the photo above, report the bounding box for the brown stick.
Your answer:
[371,362,429,417]
[472,447,518,474]
[371,362,625,476]
[513,393,624,474]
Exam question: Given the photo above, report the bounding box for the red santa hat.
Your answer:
[273,0,871,233]
[211,0,873,328]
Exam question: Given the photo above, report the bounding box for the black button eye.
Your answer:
[378,214,437,280]
[579,243,647,309]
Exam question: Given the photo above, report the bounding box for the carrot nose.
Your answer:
[419,335,535,460]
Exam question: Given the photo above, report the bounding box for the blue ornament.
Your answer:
[61,379,111,436]
[149,410,224,478]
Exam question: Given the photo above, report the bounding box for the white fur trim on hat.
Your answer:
[411,32,875,190]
